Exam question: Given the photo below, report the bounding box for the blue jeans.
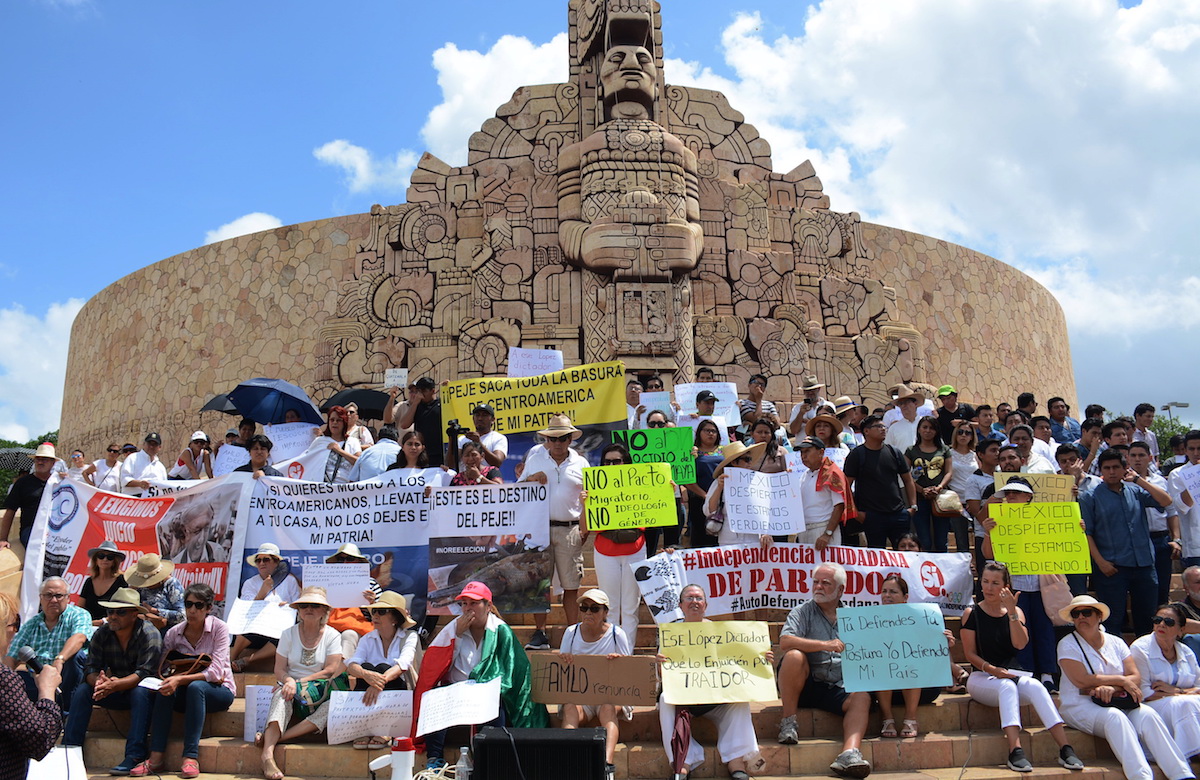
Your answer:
[910,497,949,553]
[64,681,155,762]
[863,510,912,550]
[1015,591,1057,676]
[19,653,83,713]
[1152,534,1174,606]
[150,681,235,758]
[1092,564,1158,637]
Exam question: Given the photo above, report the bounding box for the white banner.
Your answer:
[225,596,297,639]
[300,563,371,608]
[723,469,805,535]
[507,347,564,378]
[415,677,501,737]
[263,422,319,463]
[269,436,336,481]
[212,444,251,477]
[675,382,739,422]
[630,544,973,622]
[327,690,414,744]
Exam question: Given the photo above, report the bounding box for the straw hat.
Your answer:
[890,384,925,404]
[98,587,149,613]
[34,442,57,459]
[326,543,368,563]
[247,542,283,566]
[805,414,844,438]
[289,586,332,609]
[1058,595,1111,624]
[832,396,857,416]
[537,414,582,441]
[714,440,767,475]
[124,553,175,589]
[799,374,825,392]
[361,591,417,629]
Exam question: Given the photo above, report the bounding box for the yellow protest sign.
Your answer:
[993,472,1075,502]
[659,621,776,704]
[583,463,677,530]
[987,502,1091,575]
[440,361,627,434]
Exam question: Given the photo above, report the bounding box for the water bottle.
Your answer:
[454,746,472,780]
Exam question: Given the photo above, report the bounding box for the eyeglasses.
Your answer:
[1152,615,1178,627]
[602,458,626,465]
[255,557,276,564]
[107,448,121,454]
[545,435,571,442]
[865,424,886,430]
[41,593,69,601]
[578,604,605,613]
[1070,608,1098,619]
[106,608,135,617]
[95,552,122,561]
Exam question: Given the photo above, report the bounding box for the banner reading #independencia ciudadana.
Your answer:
[440,361,627,434]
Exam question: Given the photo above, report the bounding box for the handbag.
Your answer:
[159,650,212,679]
[932,490,964,517]
[704,505,725,536]
[1072,634,1139,710]
[293,673,351,719]
[600,528,644,544]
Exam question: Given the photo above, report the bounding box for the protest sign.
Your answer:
[583,463,677,530]
[415,677,501,737]
[824,448,848,469]
[987,502,1090,575]
[611,427,696,484]
[27,746,85,780]
[992,472,1075,502]
[212,444,251,477]
[659,621,776,705]
[427,483,551,614]
[636,391,676,424]
[529,653,659,706]
[299,563,372,607]
[22,474,244,617]
[674,382,739,422]
[1177,464,1200,503]
[225,597,297,639]
[631,543,973,622]
[441,361,627,434]
[722,468,805,536]
[507,347,564,378]
[838,603,952,692]
[270,436,337,482]
[384,368,409,391]
[263,422,319,463]
[327,690,414,744]
[235,472,432,621]
[243,685,273,742]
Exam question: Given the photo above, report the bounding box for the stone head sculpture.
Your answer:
[599,44,656,119]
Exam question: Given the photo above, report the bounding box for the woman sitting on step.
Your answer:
[961,562,1083,773]
[345,592,420,750]
[1130,603,1200,759]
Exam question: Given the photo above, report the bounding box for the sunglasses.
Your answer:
[1070,608,1098,619]
[297,603,325,610]
[106,608,136,617]
[184,600,210,610]
[1152,615,1178,627]
[647,421,667,428]
[255,557,276,564]
[107,448,121,454]
[602,458,626,465]
[371,609,400,618]
[95,553,122,561]
[578,604,605,613]
[545,435,571,442]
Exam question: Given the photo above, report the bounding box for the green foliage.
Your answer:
[0,429,60,498]
[1152,414,1193,468]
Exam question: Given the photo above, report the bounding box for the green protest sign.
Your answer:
[583,463,677,530]
[611,427,696,484]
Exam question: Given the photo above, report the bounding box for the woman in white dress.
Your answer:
[1130,603,1200,758]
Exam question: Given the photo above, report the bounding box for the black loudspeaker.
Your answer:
[472,726,606,780]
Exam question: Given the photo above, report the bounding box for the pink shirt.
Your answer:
[162,615,237,695]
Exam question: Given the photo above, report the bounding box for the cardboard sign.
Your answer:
[635,391,676,424]
[987,502,1091,575]
[992,472,1075,502]
[529,653,659,706]
[507,347,564,378]
[243,685,273,742]
[837,603,952,692]
[262,422,319,464]
[299,563,372,608]
[327,690,414,744]
[611,427,696,484]
[722,468,805,535]
[225,597,297,639]
[675,382,739,422]
[384,368,409,391]
[659,621,776,704]
[583,463,677,530]
[415,677,501,737]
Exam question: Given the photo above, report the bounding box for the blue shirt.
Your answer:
[1081,481,1160,567]
[346,439,401,481]
[1051,417,1081,444]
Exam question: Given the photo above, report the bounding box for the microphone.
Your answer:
[16,645,44,674]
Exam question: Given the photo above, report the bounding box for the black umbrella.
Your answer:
[199,393,239,415]
[227,378,325,426]
[0,448,35,472]
[320,388,391,421]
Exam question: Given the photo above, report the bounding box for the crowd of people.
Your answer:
[4,368,1200,780]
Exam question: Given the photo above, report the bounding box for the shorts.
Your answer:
[795,675,849,715]
[550,524,584,590]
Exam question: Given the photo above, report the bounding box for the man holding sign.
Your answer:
[776,562,872,779]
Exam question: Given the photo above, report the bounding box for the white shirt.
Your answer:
[883,401,934,427]
[788,396,829,424]
[1020,452,1057,474]
[522,446,587,523]
[91,459,122,491]
[800,467,842,530]
[349,628,419,671]
[1134,428,1160,459]
[675,414,730,445]
[884,417,919,451]
[239,573,301,604]
[1031,437,1056,465]
[450,627,483,683]
[348,424,375,448]
[457,430,509,459]
[119,449,167,496]
[1169,465,1200,558]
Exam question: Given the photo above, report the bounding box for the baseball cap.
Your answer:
[456,581,493,602]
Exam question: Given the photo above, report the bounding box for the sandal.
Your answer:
[232,658,248,673]
[880,718,897,738]
[261,756,284,780]
[353,737,371,750]
[253,732,264,749]
[900,719,919,738]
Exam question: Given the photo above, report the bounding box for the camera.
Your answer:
[446,419,471,438]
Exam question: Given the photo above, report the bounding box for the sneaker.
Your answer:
[425,757,447,771]
[128,761,154,778]
[110,758,141,776]
[604,762,615,780]
[1058,745,1084,770]
[525,629,550,650]
[1006,747,1033,773]
[777,714,799,744]
[1042,677,1059,695]
[830,748,871,779]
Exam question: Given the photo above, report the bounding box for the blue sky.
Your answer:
[2,0,1198,441]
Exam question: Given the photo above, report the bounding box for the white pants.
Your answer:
[266,686,329,733]
[794,525,841,547]
[658,702,757,771]
[1146,695,1200,757]
[593,548,646,646]
[1062,700,1193,780]
[966,671,1064,730]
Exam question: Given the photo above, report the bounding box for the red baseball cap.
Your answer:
[456,581,493,602]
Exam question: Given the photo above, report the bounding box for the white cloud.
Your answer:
[0,299,85,443]
[313,140,419,195]
[203,212,284,245]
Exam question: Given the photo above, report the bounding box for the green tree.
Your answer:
[1152,415,1192,469]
